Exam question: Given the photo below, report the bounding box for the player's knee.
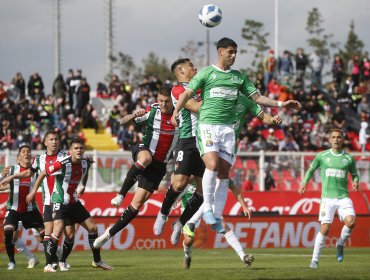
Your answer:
[172,178,188,190]
[4,227,14,244]
[345,217,356,229]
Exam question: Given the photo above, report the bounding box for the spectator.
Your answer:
[0,81,7,101]
[81,103,99,133]
[267,77,280,99]
[263,49,276,89]
[361,56,370,82]
[348,55,361,87]
[359,121,369,156]
[76,77,90,117]
[255,72,266,94]
[357,95,370,116]
[27,72,44,102]
[309,50,324,90]
[278,50,293,82]
[117,123,139,150]
[109,74,123,98]
[108,105,120,136]
[266,128,279,150]
[332,54,345,90]
[11,72,26,99]
[96,82,109,98]
[52,74,67,106]
[332,105,346,130]
[294,48,308,88]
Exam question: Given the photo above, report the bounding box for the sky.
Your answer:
[1,0,370,91]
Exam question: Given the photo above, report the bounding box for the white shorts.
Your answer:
[318,197,356,224]
[196,123,236,165]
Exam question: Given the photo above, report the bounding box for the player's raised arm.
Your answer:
[119,108,146,126]
[171,89,193,126]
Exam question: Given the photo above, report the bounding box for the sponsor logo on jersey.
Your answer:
[325,168,345,178]
[210,87,238,100]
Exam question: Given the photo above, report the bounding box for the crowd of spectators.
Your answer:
[1,48,370,155]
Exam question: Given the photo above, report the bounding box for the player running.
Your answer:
[93,86,179,250]
[27,138,112,272]
[0,145,45,270]
[298,128,359,268]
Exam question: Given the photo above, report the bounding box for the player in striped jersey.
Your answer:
[93,87,179,250]
[154,58,204,236]
[0,145,45,270]
[1,130,73,270]
[298,128,359,269]
[27,138,112,272]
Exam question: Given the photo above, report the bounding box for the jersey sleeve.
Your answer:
[245,98,262,116]
[171,85,185,101]
[135,105,152,124]
[46,156,70,176]
[303,154,321,185]
[188,70,206,95]
[348,155,359,183]
[30,155,40,173]
[240,75,259,98]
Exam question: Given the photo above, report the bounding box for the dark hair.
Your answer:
[70,137,85,147]
[216,37,237,50]
[43,129,59,143]
[171,58,190,74]
[17,145,31,156]
[158,86,172,98]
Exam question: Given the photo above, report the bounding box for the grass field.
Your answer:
[1,248,369,279]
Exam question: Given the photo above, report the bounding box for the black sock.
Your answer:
[4,228,15,263]
[110,205,139,236]
[88,233,101,263]
[160,185,182,216]
[43,236,51,266]
[119,163,145,196]
[46,236,58,265]
[180,192,204,226]
[60,239,74,263]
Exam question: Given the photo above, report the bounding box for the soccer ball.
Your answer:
[198,4,222,28]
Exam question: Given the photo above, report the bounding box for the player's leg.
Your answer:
[42,205,54,267]
[336,197,356,262]
[182,233,194,269]
[13,225,38,267]
[58,224,75,271]
[111,147,152,206]
[4,222,16,269]
[222,219,254,267]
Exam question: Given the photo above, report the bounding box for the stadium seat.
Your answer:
[274,129,285,140]
[245,159,257,170]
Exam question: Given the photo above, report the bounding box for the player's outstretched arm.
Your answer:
[26,170,46,203]
[184,98,202,114]
[228,181,251,219]
[251,91,301,110]
[172,89,193,126]
[0,168,35,187]
[257,112,282,125]
[119,108,146,126]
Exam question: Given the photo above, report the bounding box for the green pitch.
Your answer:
[1,248,369,279]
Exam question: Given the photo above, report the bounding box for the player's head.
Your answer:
[171,58,197,81]
[43,129,60,154]
[69,138,85,160]
[329,128,344,150]
[157,86,173,114]
[17,145,32,165]
[216,37,238,68]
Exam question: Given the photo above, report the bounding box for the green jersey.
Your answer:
[303,149,359,199]
[188,65,258,125]
[234,95,262,139]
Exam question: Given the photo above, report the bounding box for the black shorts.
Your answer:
[52,201,91,226]
[43,205,53,223]
[131,143,151,161]
[174,137,205,177]
[4,209,44,230]
[137,159,167,193]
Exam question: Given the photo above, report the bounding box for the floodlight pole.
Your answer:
[53,0,61,77]
[274,0,279,59]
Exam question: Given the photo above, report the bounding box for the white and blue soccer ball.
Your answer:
[198,4,222,28]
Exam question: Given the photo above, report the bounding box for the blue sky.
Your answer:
[1,0,369,91]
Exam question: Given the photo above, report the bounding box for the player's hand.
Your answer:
[86,156,95,164]
[26,192,35,204]
[243,208,252,219]
[134,108,146,117]
[0,175,13,186]
[1,166,10,177]
[283,100,301,111]
[298,184,306,195]
[271,115,282,125]
[353,182,359,192]
[171,111,180,126]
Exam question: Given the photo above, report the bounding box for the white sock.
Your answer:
[202,169,217,213]
[225,230,245,261]
[14,239,34,260]
[337,225,352,246]
[213,179,229,219]
[188,203,204,225]
[183,241,192,258]
[312,232,326,262]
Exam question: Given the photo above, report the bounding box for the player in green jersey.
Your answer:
[172,37,300,228]
[298,128,359,268]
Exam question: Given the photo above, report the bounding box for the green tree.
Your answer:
[109,52,136,82]
[241,19,270,76]
[306,7,339,63]
[142,52,172,82]
[339,20,364,66]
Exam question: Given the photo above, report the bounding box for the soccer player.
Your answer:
[172,37,300,228]
[1,130,73,270]
[93,86,179,250]
[153,58,204,236]
[27,138,112,272]
[0,145,45,270]
[298,128,359,268]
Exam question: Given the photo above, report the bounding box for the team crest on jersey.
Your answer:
[342,159,348,165]
[320,210,326,217]
[206,140,214,147]
[166,120,171,125]
[231,75,242,84]
[211,73,217,80]
[236,104,244,113]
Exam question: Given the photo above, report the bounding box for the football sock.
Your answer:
[312,232,326,262]
[183,241,192,258]
[160,185,183,216]
[88,233,101,263]
[43,235,51,265]
[46,234,59,265]
[109,204,139,236]
[225,230,245,261]
[180,192,203,226]
[202,169,217,213]
[213,179,229,219]
[60,239,74,263]
[15,239,34,260]
[337,225,352,246]
[119,161,146,196]
[4,228,15,263]
[188,203,204,225]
